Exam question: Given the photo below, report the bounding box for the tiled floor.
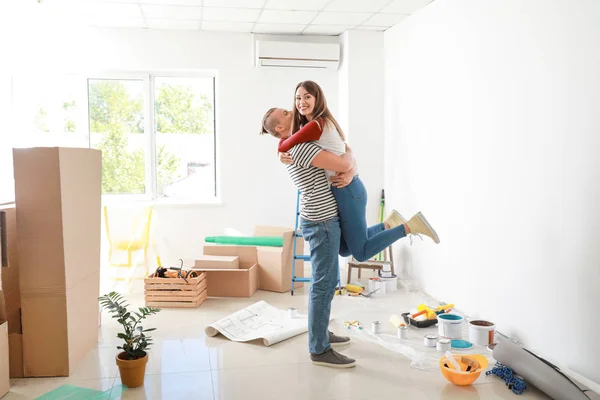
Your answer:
[5,281,552,400]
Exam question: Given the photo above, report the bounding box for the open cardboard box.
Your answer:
[254,226,305,293]
[198,246,258,297]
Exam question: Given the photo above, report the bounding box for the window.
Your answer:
[154,77,216,199]
[0,72,217,203]
[88,78,146,195]
[88,74,217,200]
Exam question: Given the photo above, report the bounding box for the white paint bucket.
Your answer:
[437,314,463,339]
[468,320,495,346]
[372,321,382,334]
[379,276,397,293]
[369,278,386,295]
[424,334,438,347]
[437,338,451,352]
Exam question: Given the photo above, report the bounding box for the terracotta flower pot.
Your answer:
[116,352,148,388]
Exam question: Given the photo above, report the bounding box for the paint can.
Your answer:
[380,264,393,279]
[398,325,408,339]
[437,338,451,352]
[379,276,398,292]
[424,334,438,347]
[468,320,495,346]
[437,314,463,339]
[369,278,386,295]
[368,278,377,293]
[372,321,382,334]
[288,307,297,318]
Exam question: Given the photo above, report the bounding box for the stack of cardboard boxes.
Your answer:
[194,226,305,297]
[0,147,102,383]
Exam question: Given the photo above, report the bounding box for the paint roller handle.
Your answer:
[411,309,427,319]
[417,304,438,319]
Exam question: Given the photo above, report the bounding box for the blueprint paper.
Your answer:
[205,301,308,346]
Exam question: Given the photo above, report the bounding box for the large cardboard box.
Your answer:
[13,147,101,377]
[199,246,258,297]
[0,321,9,398]
[0,205,24,378]
[254,226,305,293]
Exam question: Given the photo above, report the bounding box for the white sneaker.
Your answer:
[384,210,407,229]
[406,212,440,244]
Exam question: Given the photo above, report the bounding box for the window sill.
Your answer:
[151,197,223,207]
[102,195,223,208]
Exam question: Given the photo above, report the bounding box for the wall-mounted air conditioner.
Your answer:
[255,40,340,70]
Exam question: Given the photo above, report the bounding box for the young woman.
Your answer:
[263,80,439,262]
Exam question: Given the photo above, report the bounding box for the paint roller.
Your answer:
[412,304,455,320]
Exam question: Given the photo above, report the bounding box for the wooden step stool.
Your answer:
[346,245,395,284]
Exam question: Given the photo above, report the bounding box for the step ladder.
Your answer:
[290,190,341,296]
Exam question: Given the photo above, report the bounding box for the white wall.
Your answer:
[384,0,600,384]
[1,23,339,262]
[339,31,385,225]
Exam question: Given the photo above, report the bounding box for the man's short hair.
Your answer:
[260,108,279,136]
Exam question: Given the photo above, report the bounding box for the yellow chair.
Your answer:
[103,205,153,281]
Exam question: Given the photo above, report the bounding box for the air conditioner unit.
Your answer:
[255,40,340,70]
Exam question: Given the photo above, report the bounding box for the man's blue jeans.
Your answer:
[333,176,407,261]
[301,216,341,355]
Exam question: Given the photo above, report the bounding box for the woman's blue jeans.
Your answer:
[332,176,406,262]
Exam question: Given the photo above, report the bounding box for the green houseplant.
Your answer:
[99,292,160,388]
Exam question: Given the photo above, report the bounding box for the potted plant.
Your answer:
[99,291,160,388]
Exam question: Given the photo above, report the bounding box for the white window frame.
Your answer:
[86,71,219,205]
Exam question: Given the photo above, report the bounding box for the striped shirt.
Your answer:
[287,142,338,222]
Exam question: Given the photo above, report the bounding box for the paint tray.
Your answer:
[402,312,437,328]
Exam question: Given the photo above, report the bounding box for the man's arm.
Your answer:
[310,145,354,173]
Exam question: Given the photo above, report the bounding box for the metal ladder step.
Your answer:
[293,277,311,283]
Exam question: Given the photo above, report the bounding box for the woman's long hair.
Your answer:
[291,80,345,140]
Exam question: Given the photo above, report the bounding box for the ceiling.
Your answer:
[32,0,434,36]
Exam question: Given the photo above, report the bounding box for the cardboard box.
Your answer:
[194,255,239,270]
[0,290,23,378]
[254,226,305,293]
[200,246,258,297]
[0,321,9,398]
[8,335,22,379]
[0,212,5,269]
[13,147,101,377]
[0,207,21,335]
[0,205,24,378]
[144,272,208,308]
[0,206,18,271]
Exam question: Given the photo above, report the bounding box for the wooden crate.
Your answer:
[144,272,208,308]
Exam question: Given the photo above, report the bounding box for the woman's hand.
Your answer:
[279,152,293,165]
[330,171,354,188]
